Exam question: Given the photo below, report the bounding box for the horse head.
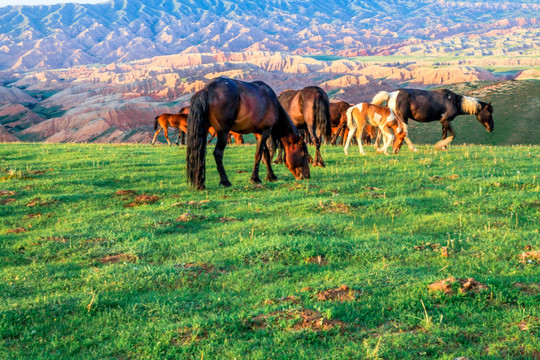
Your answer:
[477,102,494,133]
[283,137,310,180]
[392,125,407,154]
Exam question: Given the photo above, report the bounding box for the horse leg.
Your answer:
[175,129,181,145]
[263,144,278,182]
[180,131,186,145]
[163,127,171,146]
[273,141,284,164]
[356,123,366,155]
[332,122,346,145]
[152,128,162,146]
[377,126,394,155]
[401,118,417,152]
[214,132,232,187]
[250,133,266,184]
[344,120,357,155]
[435,119,455,150]
[307,124,324,167]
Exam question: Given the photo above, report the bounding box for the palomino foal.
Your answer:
[344,103,407,155]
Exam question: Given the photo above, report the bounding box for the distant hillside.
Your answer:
[0,0,538,71]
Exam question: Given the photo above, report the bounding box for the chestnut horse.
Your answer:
[344,103,407,155]
[186,77,310,190]
[152,113,188,146]
[373,89,494,151]
[330,101,377,146]
[276,86,331,166]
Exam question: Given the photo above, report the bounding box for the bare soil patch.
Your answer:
[98,254,138,264]
[0,190,16,197]
[24,212,42,219]
[248,308,346,331]
[305,255,328,265]
[0,198,16,205]
[124,195,160,207]
[176,213,207,222]
[429,277,488,295]
[513,283,540,295]
[115,190,138,196]
[520,250,540,264]
[6,227,26,234]
[171,327,207,346]
[316,200,350,213]
[316,285,361,301]
[26,198,55,207]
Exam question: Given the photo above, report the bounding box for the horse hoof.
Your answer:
[250,177,262,184]
[220,180,232,187]
[266,175,278,182]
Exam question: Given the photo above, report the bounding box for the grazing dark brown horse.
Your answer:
[152,113,188,146]
[276,86,331,167]
[373,89,494,151]
[330,101,377,146]
[186,77,310,190]
[180,105,245,145]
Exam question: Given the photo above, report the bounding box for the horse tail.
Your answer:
[154,115,160,131]
[186,90,209,190]
[372,91,391,106]
[346,106,355,130]
[314,94,331,142]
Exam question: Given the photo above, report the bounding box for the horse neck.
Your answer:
[458,94,481,116]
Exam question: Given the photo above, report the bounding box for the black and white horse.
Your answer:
[372,89,494,150]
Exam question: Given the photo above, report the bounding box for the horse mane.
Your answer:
[460,95,481,115]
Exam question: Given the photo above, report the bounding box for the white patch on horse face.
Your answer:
[388,91,399,111]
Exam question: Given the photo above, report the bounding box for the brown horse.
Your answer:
[373,89,494,151]
[275,86,331,167]
[329,101,377,146]
[181,105,245,145]
[152,113,188,146]
[186,77,310,190]
[344,103,407,155]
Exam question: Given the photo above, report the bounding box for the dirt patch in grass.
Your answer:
[263,296,301,305]
[124,195,160,207]
[430,174,460,181]
[98,254,138,264]
[176,213,207,222]
[248,308,346,331]
[513,283,540,295]
[24,212,42,219]
[26,198,55,207]
[6,227,26,234]
[218,216,240,223]
[45,236,70,243]
[0,190,16,197]
[0,198,16,205]
[520,250,540,264]
[115,190,138,196]
[415,242,441,251]
[429,277,488,295]
[171,327,207,346]
[316,285,361,301]
[305,255,328,265]
[316,200,350,213]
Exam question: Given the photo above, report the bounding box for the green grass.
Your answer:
[1,143,539,359]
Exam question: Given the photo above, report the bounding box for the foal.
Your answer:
[152,113,188,146]
[344,103,407,155]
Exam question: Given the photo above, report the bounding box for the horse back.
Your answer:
[397,88,459,122]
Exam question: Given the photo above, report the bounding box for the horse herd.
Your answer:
[153,77,494,190]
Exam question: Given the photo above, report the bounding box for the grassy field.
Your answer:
[1,143,539,359]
